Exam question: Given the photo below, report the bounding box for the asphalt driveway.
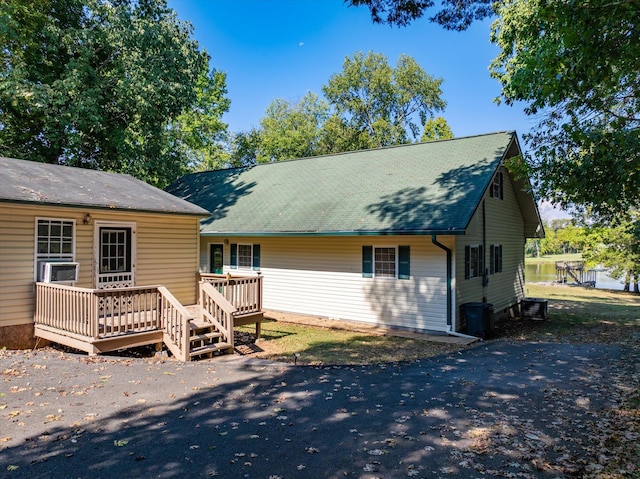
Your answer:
[1,341,636,478]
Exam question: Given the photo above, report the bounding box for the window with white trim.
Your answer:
[35,218,75,279]
[362,245,410,280]
[490,244,503,274]
[230,243,261,271]
[374,247,396,278]
[464,244,483,279]
[237,244,253,269]
[490,171,504,199]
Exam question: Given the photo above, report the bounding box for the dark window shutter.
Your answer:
[490,245,495,274]
[499,172,504,199]
[252,244,261,271]
[398,246,410,279]
[479,244,484,275]
[362,246,373,278]
[464,245,470,279]
[498,245,503,272]
[230,243,237,269]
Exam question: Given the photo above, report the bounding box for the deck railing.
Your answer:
[35,283,99,338]
[35,283,162,338]
[35,283,193,360]
[158,286,193,361]
[199,282,235,348]
[199,273,263,316]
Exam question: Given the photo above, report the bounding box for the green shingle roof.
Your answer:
[167,131,538,236]
[0,157,209,216]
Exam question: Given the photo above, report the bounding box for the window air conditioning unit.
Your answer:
[40,262,79,283]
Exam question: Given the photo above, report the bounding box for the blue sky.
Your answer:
[168,1,564,219]
[168,0,535,139]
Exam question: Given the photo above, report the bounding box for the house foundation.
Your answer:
[0,324,38,350]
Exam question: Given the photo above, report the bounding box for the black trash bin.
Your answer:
[462,302,494,339]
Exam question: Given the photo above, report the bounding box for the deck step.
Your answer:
[189,342,232,358]
[189,331,223,342]
[190,319,216,330]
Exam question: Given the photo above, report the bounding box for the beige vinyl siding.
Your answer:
[455,166,526,317]
[134,214,200,305]
[200,235,455,332]
[0,203,200,329]
[484,169,526,311]
[1,205,37,326]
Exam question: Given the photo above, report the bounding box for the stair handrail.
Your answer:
[199,281,236,349]
[158,286,193,361]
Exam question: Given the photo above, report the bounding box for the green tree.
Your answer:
[227,129,263,168]
[351,0,640,224]
[322,51,446,147]
[583,217,640,293]
[171,68,230,172]
[257,92,330,163]
[316,114,375,155]
[490,0,640,223]
[227,52,448,164]
[420,116,453,142]
[348,0,494,30]
[0,0,229,187]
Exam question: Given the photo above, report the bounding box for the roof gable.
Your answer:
[167,131,542,236]
[0,157,209,216]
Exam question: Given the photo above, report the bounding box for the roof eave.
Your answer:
[0,198,210,217]
[200,229,466,237]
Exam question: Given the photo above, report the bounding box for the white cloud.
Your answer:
[298,42,305,47]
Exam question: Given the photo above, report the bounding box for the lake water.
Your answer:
[525,262,625,291]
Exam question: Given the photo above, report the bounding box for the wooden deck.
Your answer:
[34,275,263,361]
[555,261,597,287]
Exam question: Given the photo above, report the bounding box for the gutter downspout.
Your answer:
[431,235,452,329]
[431,235,480,341]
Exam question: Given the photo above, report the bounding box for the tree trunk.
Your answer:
[623,270,631,292]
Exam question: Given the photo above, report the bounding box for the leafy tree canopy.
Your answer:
[491,0,639,223]
[258,92,330,163]
[347,0,494,30]
[323,51,446,147]
[226,51,448,165]
[351,0,640,224]
[0,0,229,187]
[421,116,453,142]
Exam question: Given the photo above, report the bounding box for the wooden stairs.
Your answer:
[187,316,234,359]
[33,276,263,362]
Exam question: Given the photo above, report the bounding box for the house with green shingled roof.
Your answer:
[167,131,544,335]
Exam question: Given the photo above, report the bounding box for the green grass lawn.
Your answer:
[513,283,640,345]
[237,284,639,366]
[235,321,459,366]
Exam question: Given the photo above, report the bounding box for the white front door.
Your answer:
[96,222,136,289]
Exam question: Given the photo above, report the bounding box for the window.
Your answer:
[490,244,503,274]
[490,171,503,199]
[100,228,131,273]
[362,246,410,279]
[375,247,396,278]
[464,245,483,279]
[230,243,260,271]
[35,218,75,280]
